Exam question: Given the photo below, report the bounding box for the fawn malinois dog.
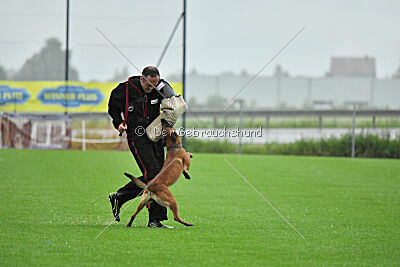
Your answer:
[125,118,193,227]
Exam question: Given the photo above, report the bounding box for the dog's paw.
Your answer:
[182,172,191,180]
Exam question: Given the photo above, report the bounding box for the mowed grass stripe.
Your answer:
[0,150,399,265]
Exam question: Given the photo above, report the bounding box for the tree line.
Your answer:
[0,38,79,81]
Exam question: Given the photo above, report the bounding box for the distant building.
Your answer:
[329,56,376,77]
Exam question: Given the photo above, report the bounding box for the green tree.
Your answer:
[392,59,400,79]
[13,38,79,81]
[0,64,7,80]
[187,97,200,109]
[108,66,129,82]
[205,94,227,109]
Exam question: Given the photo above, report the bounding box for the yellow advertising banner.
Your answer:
[0,81,183,113]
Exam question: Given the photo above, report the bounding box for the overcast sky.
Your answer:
[1,0,399,81]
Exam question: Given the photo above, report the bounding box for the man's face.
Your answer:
[140,75,159,93]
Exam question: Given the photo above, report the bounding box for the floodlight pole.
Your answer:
[181,0,187,148]
[65,0,70,115]
[65,0,70,82]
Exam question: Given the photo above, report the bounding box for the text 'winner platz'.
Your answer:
[42,92,99,101]
[1,92,25,100]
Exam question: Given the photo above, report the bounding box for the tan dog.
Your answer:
[125,119,193,227]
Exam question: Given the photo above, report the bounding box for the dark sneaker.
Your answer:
[147,221,173,229]
[108,193,120,222]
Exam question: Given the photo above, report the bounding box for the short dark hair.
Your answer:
[142,66,160,78]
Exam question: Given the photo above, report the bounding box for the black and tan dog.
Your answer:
[125,119,193,227]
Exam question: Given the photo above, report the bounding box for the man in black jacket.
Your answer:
[108,66,173,228]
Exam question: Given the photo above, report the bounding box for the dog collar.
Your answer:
[167,144,182,151]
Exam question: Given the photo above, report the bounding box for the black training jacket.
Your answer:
[108,76,171,140]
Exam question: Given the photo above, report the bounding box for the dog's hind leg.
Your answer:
[155,187,193,227]
[126,191,151,228]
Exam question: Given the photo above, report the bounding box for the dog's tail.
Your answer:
[124,172,148,189]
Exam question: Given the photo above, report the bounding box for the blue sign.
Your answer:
[0,86,30,106]
[37,86,104,108]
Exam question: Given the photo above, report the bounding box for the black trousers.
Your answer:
[117,138,168,222]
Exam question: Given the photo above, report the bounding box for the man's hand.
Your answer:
[118,123,127,134]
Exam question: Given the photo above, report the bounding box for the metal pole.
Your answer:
[351,104,356,158]
[65,0,70,115]
[372,115,376,129]
[181,0,187,148]
[65,0,70,81]
[318,116,322,129]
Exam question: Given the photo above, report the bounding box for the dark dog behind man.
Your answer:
[125,119,194,227]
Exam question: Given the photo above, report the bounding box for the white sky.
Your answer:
[1,0,399,81]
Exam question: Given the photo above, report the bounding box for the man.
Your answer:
[108,66,174,228]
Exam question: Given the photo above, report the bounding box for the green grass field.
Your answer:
[0,150,399,265]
